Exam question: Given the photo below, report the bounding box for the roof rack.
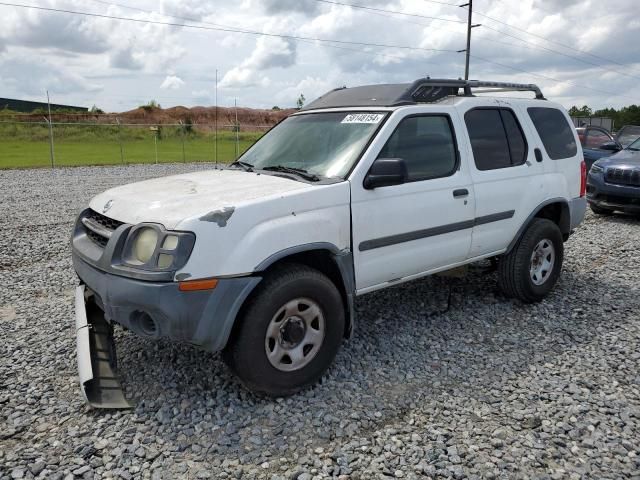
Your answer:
[301,77,545,111]
[404,78,545,103]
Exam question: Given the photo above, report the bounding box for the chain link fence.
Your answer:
[0,119,270,169]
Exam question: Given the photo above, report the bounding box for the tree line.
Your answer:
[568,105,640,129]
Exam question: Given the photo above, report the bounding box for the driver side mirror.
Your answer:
[600,141,622,151]
[363,158,408,190]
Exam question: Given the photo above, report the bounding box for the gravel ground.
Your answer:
[1,164,639,480]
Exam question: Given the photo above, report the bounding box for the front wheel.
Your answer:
[223,263,345,396]
[498,218,564,303]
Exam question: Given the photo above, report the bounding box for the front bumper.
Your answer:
[586,170,640,212]
[73,253,261,353]
[76,285,132,409]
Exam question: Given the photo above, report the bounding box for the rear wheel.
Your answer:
[223,263,344,396]
[498,218,564,303]
[589,203,614,215]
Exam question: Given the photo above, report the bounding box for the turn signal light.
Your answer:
[178,278,219,292]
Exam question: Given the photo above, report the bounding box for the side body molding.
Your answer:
[505,197,571,254]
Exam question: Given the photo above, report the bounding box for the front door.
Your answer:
[351,111,475,293]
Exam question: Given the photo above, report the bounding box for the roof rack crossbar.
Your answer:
[467,80,545,100]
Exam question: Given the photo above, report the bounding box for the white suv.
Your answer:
[72,79,586,407]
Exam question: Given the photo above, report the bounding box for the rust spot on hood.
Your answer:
[199,207,235,227]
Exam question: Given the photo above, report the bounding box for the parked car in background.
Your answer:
[614,125,640,148]
[576,126,622,170]
[586,136,640,215]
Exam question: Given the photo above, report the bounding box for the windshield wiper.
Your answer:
[229,160,254,172]
[261,165,320,182]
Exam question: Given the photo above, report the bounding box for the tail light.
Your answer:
[580,160,587,197]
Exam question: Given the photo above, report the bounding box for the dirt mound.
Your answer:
[7,105,296,128]
[118,105,295,127]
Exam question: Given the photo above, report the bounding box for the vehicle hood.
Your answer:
[89,169,312,229]
[595,148,640,169]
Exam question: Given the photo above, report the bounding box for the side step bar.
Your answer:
[75,286,133,409]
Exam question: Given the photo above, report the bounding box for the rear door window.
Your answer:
[527,107,578,159]
[464,108,528,170]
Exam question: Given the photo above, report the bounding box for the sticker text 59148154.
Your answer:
[341,113,385,124]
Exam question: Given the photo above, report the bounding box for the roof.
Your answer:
[301,78,545,111]
[0,98,88,113]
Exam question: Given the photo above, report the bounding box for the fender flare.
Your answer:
[254,242,356,338]
[505,198,570,254]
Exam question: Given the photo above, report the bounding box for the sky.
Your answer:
[0,0,638,112]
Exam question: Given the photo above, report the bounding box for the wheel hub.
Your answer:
[264,298,326,372]
[529,238,555,286]
[280,316,306,347]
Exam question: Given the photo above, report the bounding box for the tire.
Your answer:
[223,263,345,396]
[589,203,614,215]
[498,218,564,303]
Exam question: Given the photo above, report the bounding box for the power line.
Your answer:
[471,9,635,71]
[85,0,449,69]
[0,1,458,55]
[470,53,639,103]
[89,0,637,102]
[318,0,640,81]
[479,23,640,82]
[313,0,466,24]
[419,0,639,73]
[1,1,637,104]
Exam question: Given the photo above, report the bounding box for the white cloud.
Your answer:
[219,36,296,89]
[0,55,102,96]
[161,75,185,90]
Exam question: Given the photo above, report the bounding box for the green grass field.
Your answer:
[0,123,264,169]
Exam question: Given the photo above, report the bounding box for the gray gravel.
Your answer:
[1,163,639,480]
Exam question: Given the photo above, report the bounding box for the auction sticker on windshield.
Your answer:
[341,113,385,124]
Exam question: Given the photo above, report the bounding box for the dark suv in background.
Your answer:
[587,136,640,215]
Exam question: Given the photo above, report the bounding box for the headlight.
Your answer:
[121,224,195,271]
[133,228,158,263]
[590,164,604,174]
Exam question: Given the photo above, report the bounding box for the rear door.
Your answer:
[459,103,549,257]
[527,106,582,200]
[350,108,475,293]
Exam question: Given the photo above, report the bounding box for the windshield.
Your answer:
[627,136,640,150]
[238,112,387,179]
[617,125,640,147]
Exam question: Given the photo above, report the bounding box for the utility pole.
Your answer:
[46,90,55,168]
[234,98,239,160]
[214,68,218,168]
[458,0,481,80]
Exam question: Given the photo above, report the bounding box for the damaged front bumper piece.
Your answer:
[75,285,132,409]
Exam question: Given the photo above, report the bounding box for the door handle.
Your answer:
[453,188,469,198]
[534,148,543,162]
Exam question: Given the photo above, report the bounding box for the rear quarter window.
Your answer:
[527,107,578,160]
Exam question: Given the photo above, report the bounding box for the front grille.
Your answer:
[605,167,640,187]
[83,209,124,248]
